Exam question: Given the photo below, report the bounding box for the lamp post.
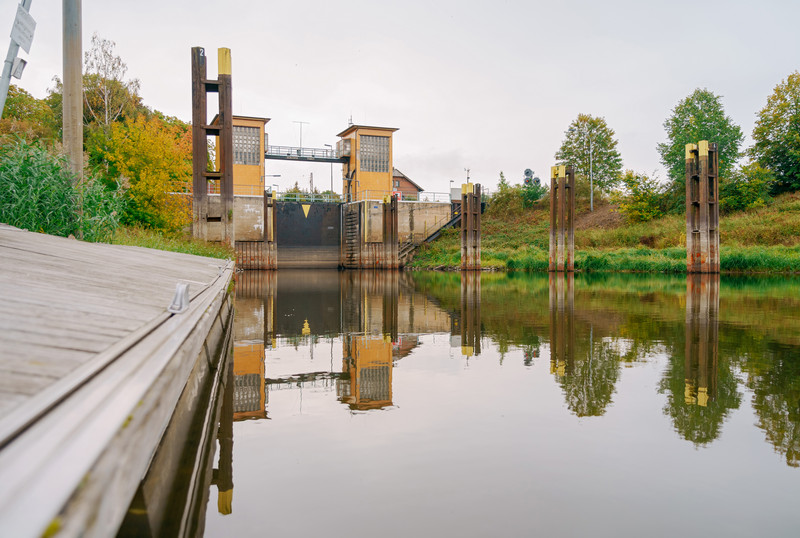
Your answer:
[588,135,594,212]
[324,143,333,197]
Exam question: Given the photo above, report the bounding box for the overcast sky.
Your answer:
[4,0,799,193]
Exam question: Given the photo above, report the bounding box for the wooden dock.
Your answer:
[0,224,234,537]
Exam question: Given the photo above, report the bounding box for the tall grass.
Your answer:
[0,138,123,241]
[111,226,234,259]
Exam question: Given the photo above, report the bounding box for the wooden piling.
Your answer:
[383,195,399,268]
[549,166,575,272]
[461,183,481,271]
[686,141,719,273]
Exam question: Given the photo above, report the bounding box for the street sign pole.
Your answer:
[0,0,34,118]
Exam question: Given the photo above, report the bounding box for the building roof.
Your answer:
[210,114,271,125]
[392,167,424,192]
[336,124,399,138]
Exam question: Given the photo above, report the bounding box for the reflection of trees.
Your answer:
[556,340,620,417]
[658,351,741,445]
[745,343,800,467]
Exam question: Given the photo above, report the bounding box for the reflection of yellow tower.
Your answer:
[337,125,398,201]
[233,343,266,420]
[338,335,393,410]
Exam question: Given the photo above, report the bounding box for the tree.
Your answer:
[657,88,743,209]
[750,71,800,194]
[0,85,58,141]
[83,33,143,127]
[555,113,623,194]
[93,114,192,231]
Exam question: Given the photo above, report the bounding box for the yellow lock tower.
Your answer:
[337,125,398,201]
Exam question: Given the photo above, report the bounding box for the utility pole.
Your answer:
[324,143,333,195]
[293,120,309,148]
[62,0,82,181]
[0,0,34,118]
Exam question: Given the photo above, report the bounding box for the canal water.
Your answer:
[201,271,799,537]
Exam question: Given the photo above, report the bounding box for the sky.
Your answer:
[3,0,800,194]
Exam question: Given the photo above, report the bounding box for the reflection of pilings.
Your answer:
[216,356,234,515]
[685,274,720,406]
[549,272,574,374]
[382,271,399,341]
[460,272,481,356]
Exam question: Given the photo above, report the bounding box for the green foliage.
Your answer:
[750,71,800,194]
[719,162,775,214]
[613,170,667,222]
[521,182,547,208]
[87,114,192,232]
[555,113,623,191]
[0,138,122,240]
[487,171,524,216]
[657,88,743,211]
[0,85,58,141]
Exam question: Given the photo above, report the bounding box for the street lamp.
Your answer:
[323,143,333,196]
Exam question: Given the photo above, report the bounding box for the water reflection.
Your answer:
[201,270,800,537]
[659,275,741,445]
[548,273,621,417]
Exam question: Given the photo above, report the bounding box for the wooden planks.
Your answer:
[0,225,234,537]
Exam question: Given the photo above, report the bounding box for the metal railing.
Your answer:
[349,190,452,203]
[266,145,337,160]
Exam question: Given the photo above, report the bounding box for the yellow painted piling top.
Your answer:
[698,140,709,156]
[461,182,474,194]
[550,165,566,179]
[218,48,231,75]
[685,143,697,160]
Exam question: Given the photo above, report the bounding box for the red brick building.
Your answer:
[392,168,424,200]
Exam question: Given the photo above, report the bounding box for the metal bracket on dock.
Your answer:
[168,283,191,314]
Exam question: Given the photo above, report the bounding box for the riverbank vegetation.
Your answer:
[411,74,800,274]
[0,34,225,258]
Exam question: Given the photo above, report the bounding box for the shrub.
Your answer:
[0,137,123,240]
[613,170,667,222]
[719,162,774,214]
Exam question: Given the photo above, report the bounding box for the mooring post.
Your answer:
[566,165,575,272]
[460,182,481,271]
[549,167,558,271]
[218,48,235,248]
[549,166,574,272]
[685,141,719,273]
[191,47,208,241]
[263,190,276,269]
[382,195,399,269]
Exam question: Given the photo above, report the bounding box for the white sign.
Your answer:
[11,57,26,79]
[10,5,36,54]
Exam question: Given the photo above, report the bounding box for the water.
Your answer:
[202,271,800,537]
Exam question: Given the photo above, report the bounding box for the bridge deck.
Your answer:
[0,225,234,537]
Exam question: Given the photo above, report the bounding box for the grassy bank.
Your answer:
[407,192,800,273]
[111,226,234,259]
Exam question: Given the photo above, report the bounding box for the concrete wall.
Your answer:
[207,195,264,242]
[362,200,451,244]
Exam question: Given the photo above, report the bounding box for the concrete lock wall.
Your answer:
[362,201,451,244]
[206,195,264,242]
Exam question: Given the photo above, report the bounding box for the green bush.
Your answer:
[613,170,667,222]
[719,162,775,214]
[0,137,123,240]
